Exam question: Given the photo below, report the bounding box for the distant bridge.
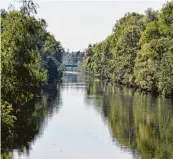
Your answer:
[63,64,77,68]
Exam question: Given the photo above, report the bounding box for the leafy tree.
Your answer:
[143,8,158,24]
[158,45,173,96]
[43,33,64,80]
[84,1,173,97]
[159,1,173,36]
[1,11,47,105]
[1,1,64,154]
[139,21,160,45]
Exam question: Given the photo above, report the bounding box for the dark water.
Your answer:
[3,73,173,159]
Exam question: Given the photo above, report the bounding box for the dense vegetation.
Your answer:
[1,1,64,156]
[84,2,173,97]
[86,81,173,159]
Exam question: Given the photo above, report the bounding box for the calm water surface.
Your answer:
[6,73,173,159]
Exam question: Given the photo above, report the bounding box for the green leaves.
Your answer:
[42,33,64,80]
[2,11,46,104]
[1,4,64,142]
[158,46,173,96]
[1,101,16,133]
[139,21,160,45]
[84,1,173,97]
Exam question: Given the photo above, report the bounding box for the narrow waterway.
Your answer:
[7,73,173,159]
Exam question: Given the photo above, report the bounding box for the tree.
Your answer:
[83,1,173,97]
[1,11,47,105]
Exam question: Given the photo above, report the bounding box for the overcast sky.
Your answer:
[1,0,168,51]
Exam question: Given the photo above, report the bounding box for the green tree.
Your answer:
[1,11,47,105]
[84,1,173,97]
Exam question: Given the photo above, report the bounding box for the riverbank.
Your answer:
[83,1,173,98]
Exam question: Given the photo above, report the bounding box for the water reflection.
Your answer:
[62,71,85,83]
[1,81,62,159]
[2,74,173,159]
[86,80,173,159]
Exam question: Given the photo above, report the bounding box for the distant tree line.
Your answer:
[1,0,64,148]
[63,50,84,65]
[83,2,173,97]
[62,51,84,71]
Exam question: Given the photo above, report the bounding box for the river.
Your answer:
[3,72,173,159]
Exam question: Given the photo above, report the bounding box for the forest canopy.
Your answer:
[1,1,64,153]
[83,1,173,97]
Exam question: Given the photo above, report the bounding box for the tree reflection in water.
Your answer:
[86,80,173,159]
[1,81,62,159]
[2,78,173,159]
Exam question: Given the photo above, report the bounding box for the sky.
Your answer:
[0,0,169,51]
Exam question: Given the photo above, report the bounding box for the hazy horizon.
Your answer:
[1,0,169,51]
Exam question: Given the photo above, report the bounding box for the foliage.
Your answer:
[83,1,173,97]
[158,46,173,96]
[43,33,64,80]
[1,101,16,133]
[1,10,47,105]
[1,1,64,155]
